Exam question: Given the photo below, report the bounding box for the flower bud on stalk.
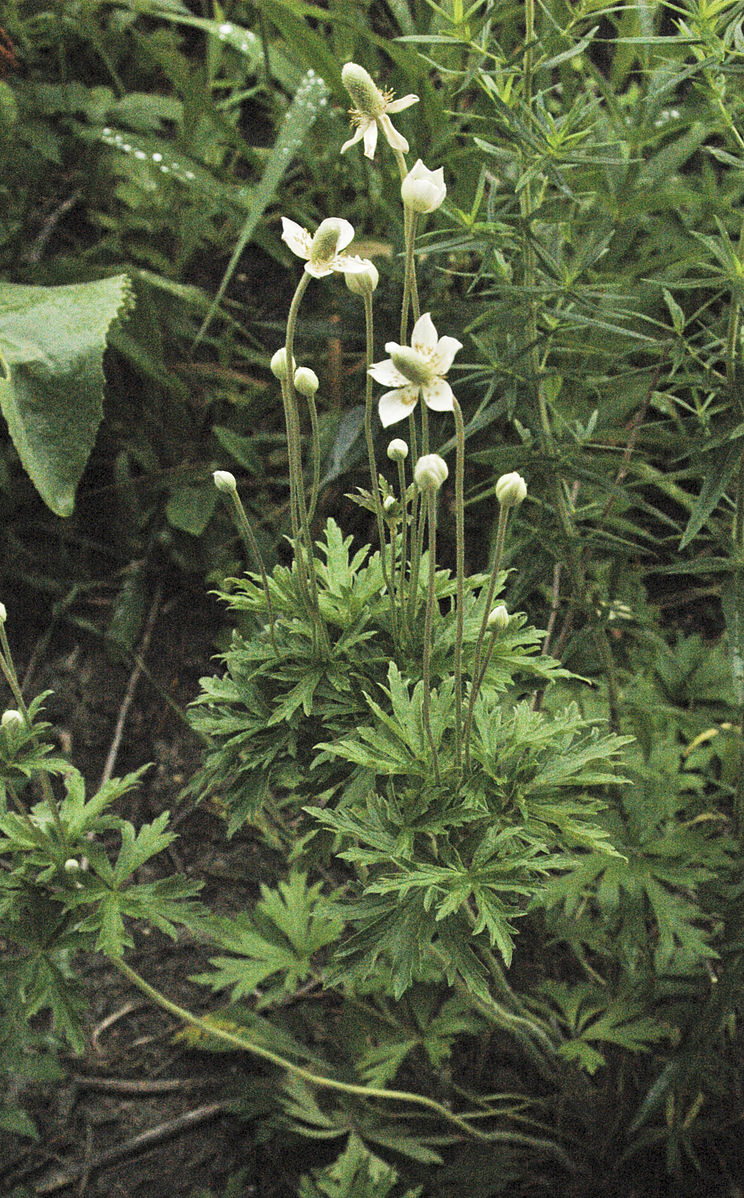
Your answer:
[495,471,527,508]
[270,347,296,381]
[1,709,23,730]
[487,604,510,633]
[414,454,449,492]
[387,439,409,462]
[345,261,379,297]
[401,160,446,214]
[213,470,237,495]
[293,367,319,397]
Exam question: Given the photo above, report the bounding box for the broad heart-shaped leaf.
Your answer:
[0,275,132,516]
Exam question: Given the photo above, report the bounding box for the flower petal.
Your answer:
[363,120,379,159]
[333,219,356,254]
[379,113,409,152]
[369,358,409,387]
[340,126,365,155]
[378,386,419,427]
[422,377,454,412]
[333,253,370,274]
[386,94,419,113]
[430,336,463,375]
[281,217,311,260]
[411,312,438,352]
[304,262,334,278]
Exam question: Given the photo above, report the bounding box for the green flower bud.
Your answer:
[387,438,409,462]
[487,604,509,633]
[341,62,384,117]
[294,367,320,397]
[1,709,23,730]
[495,471,527,508]
[414,454,449,492]
[383,494,396,512]
[270,347,296,380]
[64,858,81,873]
[345,260,379,297]
[213,470,237,494]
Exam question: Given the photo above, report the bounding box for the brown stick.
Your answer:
[35,1103,227,1194]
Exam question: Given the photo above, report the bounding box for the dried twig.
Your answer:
[34,1103,227,1195]
[99,584,162,790]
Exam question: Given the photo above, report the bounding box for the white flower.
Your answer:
[368,312,462,428]
[401,160,446,214]
[281,216,371,279]
[340,62,419,159]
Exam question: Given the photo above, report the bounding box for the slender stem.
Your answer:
[407,482,428,627]
[406,413,421,625]
[227,491,277,654]
[464,505,509,769]
[363,295,397,640]
[305,390,321,526]
[452,400,466,773]
[111,956,490,1140]
[400,209,419,346]
[422,491,441,785]
[0,624,65,840]
[284,274,330,650]
[396,458,409,618]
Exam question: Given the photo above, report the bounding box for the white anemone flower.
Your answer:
[340,62,419,159]
[369,313,462,428]
[281,216,371,279]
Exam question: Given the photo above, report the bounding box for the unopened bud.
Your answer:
[213,470,237,494]
[414,454,449,492]
[487,604,510,633]
[1,709,23,730]
[0,602,6,623]
[383,495,396,512]
[270,347,296,380]
[294,367,319,397]
[495,471,527,508]
[64,858,81,873]
[345,260,379,297]
[401,160,446,214]
[387,438,409,462]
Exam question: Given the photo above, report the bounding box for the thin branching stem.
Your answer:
[422,490,441,785]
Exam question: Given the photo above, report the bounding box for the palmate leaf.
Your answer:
[0,276,133,515]
[540,981,672,1075]
[195,872,343,1004]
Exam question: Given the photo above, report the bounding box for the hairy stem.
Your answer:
[422,490,442,784]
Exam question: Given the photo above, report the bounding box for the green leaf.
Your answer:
[0,276,133,516]
[196,68,329,342]
[679,442,740,550]
[166,482,217,536]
